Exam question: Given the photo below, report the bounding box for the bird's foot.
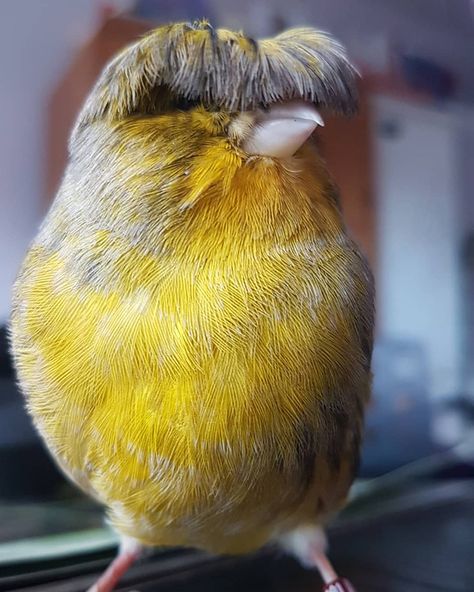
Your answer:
[279,526,356,591]
[323,577,356,592]
[87,537,142,592]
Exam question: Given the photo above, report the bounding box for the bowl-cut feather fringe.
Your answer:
[73,19,358,140]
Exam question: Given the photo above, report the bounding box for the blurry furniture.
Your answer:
[361,337,434,476]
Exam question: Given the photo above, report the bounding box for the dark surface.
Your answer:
[0,326,14,376]
[0,376,66,501]
[136,490,474,592]
[2,480,473,592]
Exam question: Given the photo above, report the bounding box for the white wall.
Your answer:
[0,0,98,323]
[374,96,472,398]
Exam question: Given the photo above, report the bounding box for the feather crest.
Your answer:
[74,20,358,136]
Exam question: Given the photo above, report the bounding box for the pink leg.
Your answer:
[308,546,356,592]
[87,538,142,592]
[279,526,356,592]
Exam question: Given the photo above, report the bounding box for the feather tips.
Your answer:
[74,21,358,136]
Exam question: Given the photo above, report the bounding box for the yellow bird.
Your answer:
[10,21,374,592]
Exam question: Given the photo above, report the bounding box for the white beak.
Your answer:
[242,101,324,159]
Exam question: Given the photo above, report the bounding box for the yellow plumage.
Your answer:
[10,20,373,565]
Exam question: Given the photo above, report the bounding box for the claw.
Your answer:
[323,578,356,592]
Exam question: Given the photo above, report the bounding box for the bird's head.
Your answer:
[74,20,356,153]
[66,21,358,247]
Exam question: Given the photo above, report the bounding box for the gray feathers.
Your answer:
[74,20,358,136]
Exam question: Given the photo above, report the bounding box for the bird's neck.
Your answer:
[41,140,345,288]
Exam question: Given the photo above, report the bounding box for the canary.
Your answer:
[10,21,374,592]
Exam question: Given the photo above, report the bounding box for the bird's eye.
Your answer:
[174,97,200,111]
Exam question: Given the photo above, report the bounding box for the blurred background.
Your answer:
[0,1,473,590]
